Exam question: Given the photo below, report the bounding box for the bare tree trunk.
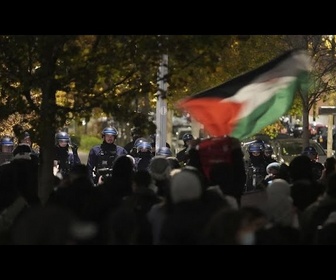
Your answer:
[300,80,311,149]
[285,35,311,148]
[38,138,56,205]
[37,41,59,205]
[38,83,58,205]
[302,109,310,149]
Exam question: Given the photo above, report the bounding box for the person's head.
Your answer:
[156,147,172,157]
[265,179,293,227]
[1,136,14,153]
[182,133,194,147]
[133,137,150,156]
[266,162,280,175]
[302,146,318,161]
[55,131,70,148]
[102,127,118,144]
[136,141,152,154]
[148,156,171,182]
[289,155,314,182]
[132,170,152,190]
[133,137,147,147]
[166,156,181,170]
[324,157,336,174]
[248,141,264,157]
[264,144,273,158]
[112,155,135,179]
[21,131,32,146]
[170,169,203,204]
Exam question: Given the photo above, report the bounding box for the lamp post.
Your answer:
[155,54,168,153]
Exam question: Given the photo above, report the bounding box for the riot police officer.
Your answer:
[133,140,153,171]
[19,131,39,161]
[0,136,14,165]
[156,146,173,157]
[20,131,32,146]
[87,126,127,186]
[245,141,268,192]
[149,134,171,156]
[302,146,324,181]
[54,131,81,179]
[264,144,277,165]
[124,127,143,154]
[176,133,194,166]
[129,137,148,158]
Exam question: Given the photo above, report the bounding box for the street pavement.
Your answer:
[78,151,88,164]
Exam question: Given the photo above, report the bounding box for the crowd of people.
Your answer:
[0,127,336,245]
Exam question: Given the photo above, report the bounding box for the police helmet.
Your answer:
[264,144,273,154]
[254,139,265,147]
[182,133,194,144]
[136,141,152,152]
[134,137,149,149]
[156,147,172,157]
[0,136,14,147]
[102,127,118,138]
[302,146,317,156]
[55,131,70,145]
[248,142,264,153]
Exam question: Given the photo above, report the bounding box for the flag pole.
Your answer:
[155,54,168,153]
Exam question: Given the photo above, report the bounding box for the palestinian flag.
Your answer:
[178,49,311,140]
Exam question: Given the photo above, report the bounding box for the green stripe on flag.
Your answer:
[231,71,308,140]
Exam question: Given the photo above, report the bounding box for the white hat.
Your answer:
[170,170,202,204]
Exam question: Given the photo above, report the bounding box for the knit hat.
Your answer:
[148,156,171,181]
[266,179,293,227]
[170,170,202,204]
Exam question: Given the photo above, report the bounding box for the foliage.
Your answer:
[0,113,37,144]
[288,95,304,117]
[260,121,285,139]
[78,134,101,152]
[168,35,289,136]
[168,36,288,115]
[281,35,336,145]
[0,35,290,137]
